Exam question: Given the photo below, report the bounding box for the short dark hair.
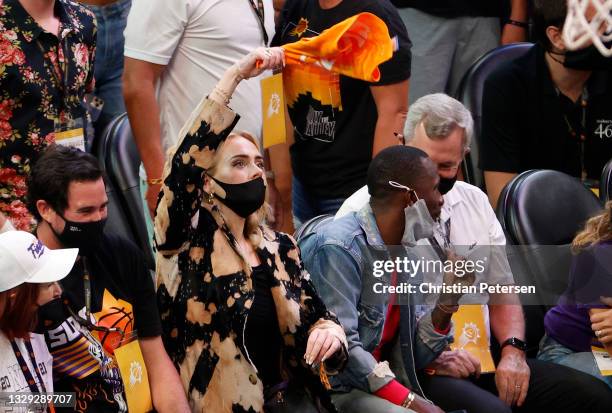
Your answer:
[27,145,104,220]
[533,0,568,50]
[367,145,430,203]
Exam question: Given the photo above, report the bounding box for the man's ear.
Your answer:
[36,199,56,223]
[546,25,566,52]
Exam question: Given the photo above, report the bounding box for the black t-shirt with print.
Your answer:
[274,0,412,199]
[480,44,612,181]
[390,0,507,18]
[42,234,161,412]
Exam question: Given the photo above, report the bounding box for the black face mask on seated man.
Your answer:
[50,214,107,256]
[560,42,612,71]
[438,174,458,195]
[208,175,266,218]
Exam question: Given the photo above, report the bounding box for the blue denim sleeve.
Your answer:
[307,244,394,393]
[413,311,454,370]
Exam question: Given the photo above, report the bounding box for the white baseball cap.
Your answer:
[0,231,78,293]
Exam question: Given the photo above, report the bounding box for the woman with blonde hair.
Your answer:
[154,47,347,412]
[538,201,612,390]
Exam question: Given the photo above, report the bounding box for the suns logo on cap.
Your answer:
[27,240,45,259]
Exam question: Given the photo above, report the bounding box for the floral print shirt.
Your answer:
[0,0,95,230]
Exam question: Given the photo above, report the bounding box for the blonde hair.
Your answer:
[207,131,271,247]
[572,201,612,253]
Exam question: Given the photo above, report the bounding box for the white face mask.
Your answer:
[389,181,435,246]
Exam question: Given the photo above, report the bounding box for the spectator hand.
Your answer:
[304,326,342,366]
[235,47,285,80]
[411,394,444,413]
[439,249,476,305]
[591,296,612,345]
[427,350,481,379]
[495,350,530,407]
[501,23,527,45]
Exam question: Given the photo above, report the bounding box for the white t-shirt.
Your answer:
[0,333,53,413]
[124,0,275,149]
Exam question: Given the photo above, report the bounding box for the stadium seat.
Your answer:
[495,170,603,356]
[601,158,612,202]
[455,42,533,189]
[94,113,155,270]
[294,214,334,242]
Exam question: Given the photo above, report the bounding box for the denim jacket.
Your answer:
[299,203,453,395]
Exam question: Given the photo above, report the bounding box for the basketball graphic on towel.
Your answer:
[94,290,135,354]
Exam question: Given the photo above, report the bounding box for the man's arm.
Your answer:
[123,58,166,218]
[139,337,190,412]
[501,0,528,45]
[370,80,409,157]
[489,296,530,407]
[484,171,518,209]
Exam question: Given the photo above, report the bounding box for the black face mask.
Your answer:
[34,297,70,334]
[562,44,612,71]
[438,174,458,195]
[208,175,266,218]
[50,213,106,256]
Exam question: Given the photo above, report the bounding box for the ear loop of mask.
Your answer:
[388,180,420,202]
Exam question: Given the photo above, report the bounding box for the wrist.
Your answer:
[506,19,528,29]
[500,338,527,359]
[374,379,409,406]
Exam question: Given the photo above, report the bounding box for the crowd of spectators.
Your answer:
[1,0,612,412]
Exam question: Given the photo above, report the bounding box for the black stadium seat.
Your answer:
[294,214,334,242]
[455,42,533,189]
[601,158,612,202]
[94,113,155,270]
[496,170,602,356]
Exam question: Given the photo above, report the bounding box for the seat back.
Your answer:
[95,113,155,269]
[496,170,602,355]
[294,214,334,242]
[601,158,612,202]
[456,43,533,189]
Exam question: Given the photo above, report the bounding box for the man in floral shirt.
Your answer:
[0,0,96,230]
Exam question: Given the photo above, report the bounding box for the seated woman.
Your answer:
[0,231,78,409]
[154,47,348,412]
[538,201,612,390]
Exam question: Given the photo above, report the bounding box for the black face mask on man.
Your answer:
[208,175,266,218]
[438,174,458,195]
[563,43,612,71]
[50,212,106,256]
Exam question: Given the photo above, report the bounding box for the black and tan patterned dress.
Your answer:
[154,96,347,412]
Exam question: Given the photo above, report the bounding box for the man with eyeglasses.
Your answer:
[26,145,189,413]
[336,93,612,413]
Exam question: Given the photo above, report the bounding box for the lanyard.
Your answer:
[558,87,589,179]
[82,257,92,321]
[429,218,451,261]
[248,0,268,45]
[10,338,47,394]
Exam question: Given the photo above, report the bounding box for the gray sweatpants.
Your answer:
[398,8,501,104]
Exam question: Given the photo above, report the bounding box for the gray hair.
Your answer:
[403,93,473,150]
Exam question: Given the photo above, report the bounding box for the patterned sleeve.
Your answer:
[288,234,348,373]
[154,97,239,255]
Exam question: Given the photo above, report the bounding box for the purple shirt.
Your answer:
[544,241,612,352]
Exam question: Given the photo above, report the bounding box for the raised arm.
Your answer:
[154,48,285,254]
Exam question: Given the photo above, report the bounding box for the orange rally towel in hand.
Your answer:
[281,12,394,82]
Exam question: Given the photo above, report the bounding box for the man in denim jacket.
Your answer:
[299,146,470,413]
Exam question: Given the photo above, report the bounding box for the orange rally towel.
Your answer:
[281,12,394,82]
